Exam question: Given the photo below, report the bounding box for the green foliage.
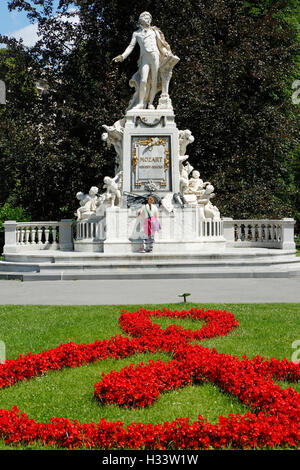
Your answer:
[0,203,29,230]
[0,0,299,222]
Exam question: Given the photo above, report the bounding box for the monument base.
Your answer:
[74,206,226,254]
[74,239,227,254]
[1,248,299,281]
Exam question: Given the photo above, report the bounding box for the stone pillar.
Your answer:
[122,109,180,198]
[222,218,234,244]
[280,218,296,250]
[59,219,74,251]
[3,221,17,254]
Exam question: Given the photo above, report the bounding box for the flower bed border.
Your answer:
[0,307,299,449]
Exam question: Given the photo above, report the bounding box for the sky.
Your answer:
[0,0,69,47]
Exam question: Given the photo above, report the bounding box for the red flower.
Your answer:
[0,307,299,449]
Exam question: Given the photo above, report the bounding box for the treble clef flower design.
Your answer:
[0,307,299,449]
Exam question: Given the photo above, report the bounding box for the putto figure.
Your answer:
[113,11,179,110]
[75,186,100,221]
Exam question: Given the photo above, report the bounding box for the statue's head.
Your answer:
[138,11,152,27]
[89,186,99,196]
[192,170,200,179]
[76,191,84,201]
[206,184,214,194]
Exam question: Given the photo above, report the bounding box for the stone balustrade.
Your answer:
[76,217,105,241]
[3,219,74,253]
[74,208,226,253]
[198,219,223,239]
[222,218,295,250]
[3,217,295,254]
[16,222,59,246]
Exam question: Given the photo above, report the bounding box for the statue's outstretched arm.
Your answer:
[113,32,137,62]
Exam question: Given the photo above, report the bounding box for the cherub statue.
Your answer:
[103,171,123,207]
[187,170,210,200]
[75,186,100,221]
[75,192,90,221]
[101,118,125,172]
[179,129,194,156]
[198,184,220,220]
[179,161,193,195]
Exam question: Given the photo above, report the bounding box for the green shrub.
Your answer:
[0,203,30,230]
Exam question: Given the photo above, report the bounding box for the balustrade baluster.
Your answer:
[37,227,43,244]
[16,228,21,244]
[45,227,50,244]
[24,227,30,245]
[20,227,24,245]
[198,220,202,237]
[33,227,38,244]
[277,225,282,242]
[257,224,262,242]
[237,223,242,242]
[52,227,57,244]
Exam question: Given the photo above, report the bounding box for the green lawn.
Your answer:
[0,303,299,450]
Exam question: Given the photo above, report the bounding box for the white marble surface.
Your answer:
[112,11,179,111]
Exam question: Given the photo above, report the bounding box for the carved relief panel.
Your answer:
[131,136,172,192]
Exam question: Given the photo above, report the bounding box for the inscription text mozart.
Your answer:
[140,156,163,163]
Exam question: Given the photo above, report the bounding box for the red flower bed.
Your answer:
[0,307,299,449]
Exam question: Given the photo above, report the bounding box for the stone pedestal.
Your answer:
[3,221,18,254]
[122,109,179,200]
[59,219,74,251]
[74,206,226,254]
[74,107,227,253]
[280,218,296,250]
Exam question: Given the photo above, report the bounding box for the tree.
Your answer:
[1,0,299,224]
[0,45,38,208]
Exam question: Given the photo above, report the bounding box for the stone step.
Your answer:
[0,261,39,272]
[1,249,299,280]
[3,248,297,264]
[18,265,300,281]
[0,272,24,280]
[37,258,300,271]
[1,260,300,281]
[1,256,300,274]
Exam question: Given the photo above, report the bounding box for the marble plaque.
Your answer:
[131,136,172,192]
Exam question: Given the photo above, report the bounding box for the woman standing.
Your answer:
[139,196,160,253]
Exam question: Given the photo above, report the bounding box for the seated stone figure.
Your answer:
[179,129,194,156]
[198,184,220,220]
[179,160,193,195]
[102,171,123,207]
[186,170,210,199]
[75,186,100,221]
